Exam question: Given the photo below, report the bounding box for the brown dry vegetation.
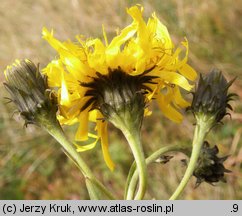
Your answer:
[0,0,242,199]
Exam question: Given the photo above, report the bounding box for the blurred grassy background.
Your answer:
[0,0,242,199]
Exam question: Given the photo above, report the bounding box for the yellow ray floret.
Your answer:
[42,5,197,170]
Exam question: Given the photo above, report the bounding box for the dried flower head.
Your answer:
[193,141,231,187]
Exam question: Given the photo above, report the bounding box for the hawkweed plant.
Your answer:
[3,5,235,200]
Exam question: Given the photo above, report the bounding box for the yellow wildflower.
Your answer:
[42,5,197,170]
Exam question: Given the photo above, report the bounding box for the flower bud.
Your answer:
[4,59,57,126]
[190,69,235,124]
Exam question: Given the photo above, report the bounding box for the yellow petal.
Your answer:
[148,12,173,51]
[127,5,147,44]
[43,28,94,80]
[173,86,190,108]
[57,114,78,125]
[42,27,66,51]
[89,110,99,122]
[158,71,193,91]
[102,24,109,46]
[156,92,183,123]
[42,60,63,87]
[97,121,115,171]
[59,48,93,78]
[179,64,197,81]
[86,38,108,73]
[171,39,197,81]
[144,108,152,116]
[106,24,137,56]
[75,134,98,152]
[60,76,70,106]
[74,111,89,141]
[147,81,160,101]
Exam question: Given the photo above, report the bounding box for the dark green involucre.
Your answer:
[80,67,157,130]
[190,68,236,123]
[4,59,57,126]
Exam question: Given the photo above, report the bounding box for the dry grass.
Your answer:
[0,0,241,199]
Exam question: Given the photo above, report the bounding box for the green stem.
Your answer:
[41,119,115,200]
[109,109,147,200]
[125,143,190,199]
[123,128,147,200]
[85,178,100,200]
[46,124,93,177]
[169,118,211,200]
[91,178,116,200]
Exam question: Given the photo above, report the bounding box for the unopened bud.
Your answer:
[4,59,57,126]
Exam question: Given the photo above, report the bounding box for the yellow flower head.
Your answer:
[42,5,197,170]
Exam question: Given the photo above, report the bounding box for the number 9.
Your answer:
[233,204,238,212]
